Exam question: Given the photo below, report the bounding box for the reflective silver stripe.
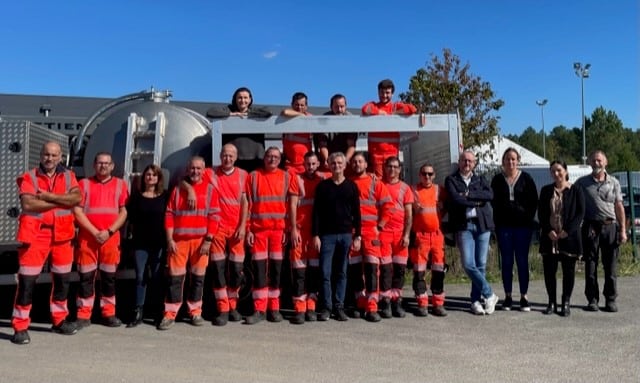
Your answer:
[83,207,119,214]
[418,207,437,214]
[284,134,312,143]
[361,200,376,206]
[267,289,281,298]
[250,171,289,203]
[250,213,286,220]
[174,209,207,216]
[220,197,241,205]
[376,196,392,207]
[54,210,72,217]
[19,265,42,276]
[82,177,121,214]
[174,227,207,235]
[361,214,378,221]
[395,183,409,210]
[253,195,286,202]
[24,169,74,219]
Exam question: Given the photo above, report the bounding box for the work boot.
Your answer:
[365,311,382,323]
[11,330,30,345]
[317,309,330,322]
[604,300,618,313]
[379,298,392,319]
[305,310,317,322]
[289,312,305,325]
[157,317,175,330]
[244,311,266,325]
[126,306,144,328]
[190,315,205,326]
[431,305,448,317]
[347,308,362,319]
[267,310,283,323]
[414,306,428,317]
[586,299,599,312]
[102,316,122,328]
[75,319,91,330]
[228,309,242,322]
[51,320,79,335]
[391,299,406,318]
[333,308,348,322]
[212,312,229,326]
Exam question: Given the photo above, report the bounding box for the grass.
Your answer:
[442,239,640,284]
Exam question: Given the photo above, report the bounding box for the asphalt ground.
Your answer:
[0,276,638,383]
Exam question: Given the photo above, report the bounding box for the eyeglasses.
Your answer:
[95,162,112,166]
[421,171,435,177]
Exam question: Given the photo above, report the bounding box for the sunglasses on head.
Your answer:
[421,171,434,177]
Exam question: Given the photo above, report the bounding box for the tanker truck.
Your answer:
[0,88,462,285]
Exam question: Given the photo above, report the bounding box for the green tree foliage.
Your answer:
[400,48,504,149]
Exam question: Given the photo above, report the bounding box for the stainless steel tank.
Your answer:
[75,89,211,187]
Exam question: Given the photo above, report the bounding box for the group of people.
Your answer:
[9,79,624,346]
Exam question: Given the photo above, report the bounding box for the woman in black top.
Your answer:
[125,164,169,327]
[538,161,585,317]
[491,148,538,311]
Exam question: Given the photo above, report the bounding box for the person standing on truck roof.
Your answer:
[125,164,169,328]
[288,152,326,324]
[490,148,538,312]
[206,87,273,172]
[361,79,417,178]
[378,156,414,319]
[281,92,313,174]
[73,152,129,329]
[157,156,220,330]
[181,144,249,326]
[410,163,449,317]
[347,152,393,322]
[243,147,299,324]
[11,141,82,345]
[576,150,626,313]
[315,94,357,172]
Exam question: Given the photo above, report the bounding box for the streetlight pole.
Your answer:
[574,62,591,165]
[536,99,548,159]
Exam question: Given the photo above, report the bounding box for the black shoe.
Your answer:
[414,306,428,317]
[391,299,406,318]
[431,305,448,317]
[212,312,229,326]
[289,312,305,325]
[102,316,122,328]
[379,298,392,319]
[502,296,513,311]
[519,297,531,312]
[244,311,266,325]
[346,308,362,319]
[333,308,348,322]
[11,330,30,345]
[76,319,91,330]
[51,320,78,335]
[228,309,242,322]
[604,300,618,312]
[317,309,330,322]
[157,317,175,330]
[365,311,382,322]
[126,307,144,328]
[560,301,571,317]
[542,302,557,315]
[305,310,317,322]
[190,315,205,326]
[267,310,283,323]
[586,300,599,312]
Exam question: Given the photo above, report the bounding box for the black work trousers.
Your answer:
[582,221,619,303]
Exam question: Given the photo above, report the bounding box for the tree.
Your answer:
[400,48,504,149]
[586,107,640,171]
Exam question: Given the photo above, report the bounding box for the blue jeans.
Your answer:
[456,222,493,302]
[496,227,532,295]
[319,233,352,311]
[133,247,165,307]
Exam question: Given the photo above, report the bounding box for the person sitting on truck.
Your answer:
[11,141,82,345]
[314,94,357,172]
[73,152,129,329]
[206,87,273,172]
[361,79,417,178]
[280,92,313,174]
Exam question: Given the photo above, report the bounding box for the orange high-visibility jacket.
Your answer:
[166,180,220,240]
[351,174,393,230]
[204,167,247,231]
[361,101,417,153]
[283,133,312,170]
[383,180,414,233]
[412,184,445,233]
[295,172,326,230]
[16,168,78,243]
[246,168,299,232]
[78,176,129,231]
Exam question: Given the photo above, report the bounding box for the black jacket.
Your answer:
[491,171,538,228]
[538,183,585,256]
[445,171,494,233]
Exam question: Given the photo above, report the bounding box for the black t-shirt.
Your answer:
[312,178,361,237]
[126,190,169,248]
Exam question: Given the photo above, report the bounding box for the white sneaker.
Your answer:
[471,301,486,315]
[484,293,499,315]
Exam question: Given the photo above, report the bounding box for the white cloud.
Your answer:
[263,50,278,59]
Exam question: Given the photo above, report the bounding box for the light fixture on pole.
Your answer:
[574,62,591,165]
[536,99,548,159]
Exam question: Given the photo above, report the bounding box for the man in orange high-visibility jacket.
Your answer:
[361,79,417,178]
[244,147,299,324]
[410,163,448,317]
[348,152,393,322]
[289,152,326,324]
[10,142,82,345]
[157,156,220,330]
[379,156,414,319]
[281,92,313,174]
[74,152,128,329]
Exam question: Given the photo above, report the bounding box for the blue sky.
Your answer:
[1,0,638,136]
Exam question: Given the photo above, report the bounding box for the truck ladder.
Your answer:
[122,112,166,188]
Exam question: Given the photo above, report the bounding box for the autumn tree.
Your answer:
[400,48,504,149]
